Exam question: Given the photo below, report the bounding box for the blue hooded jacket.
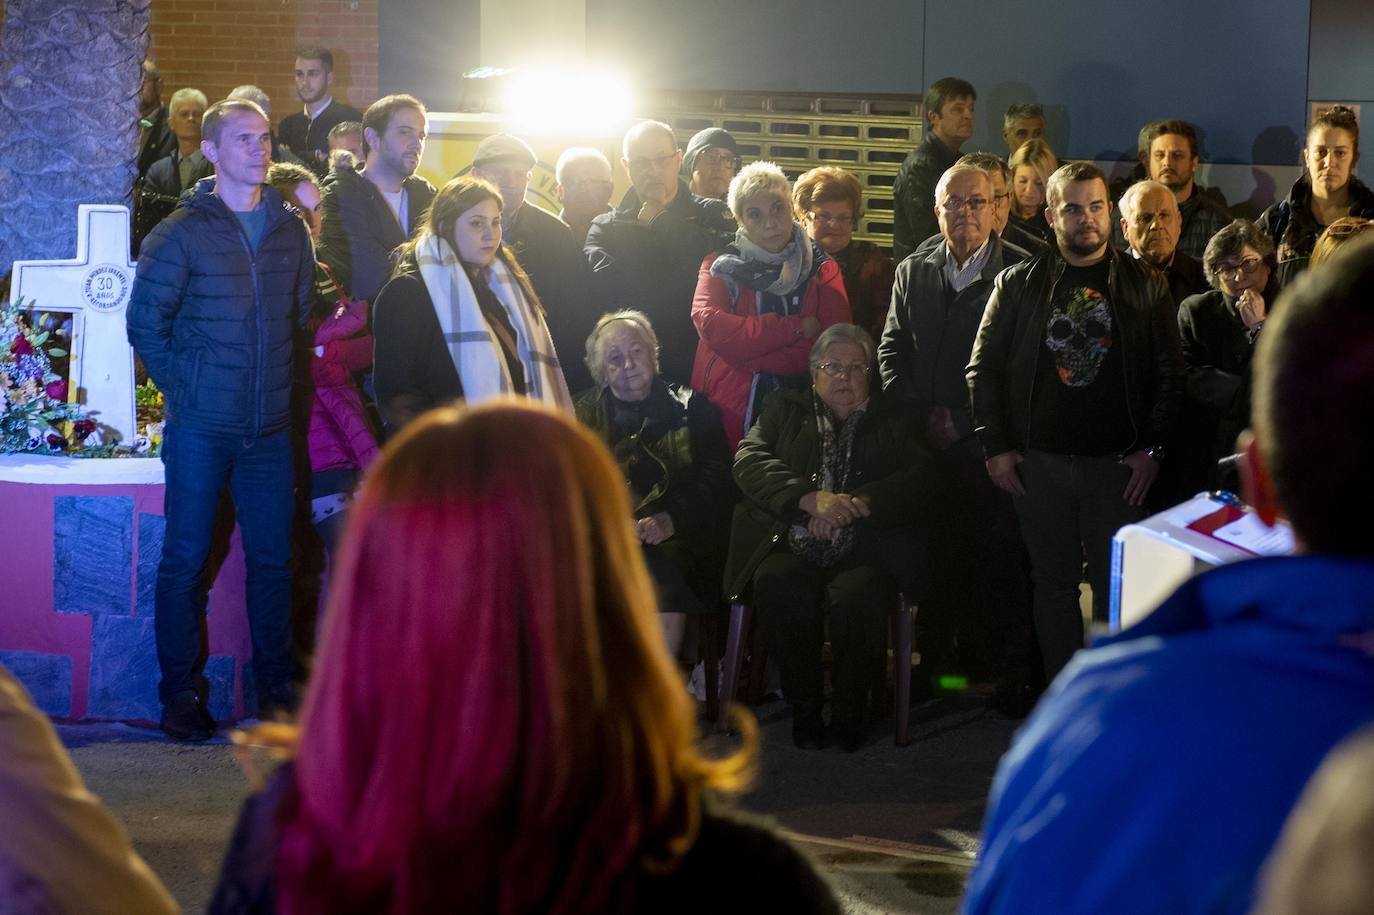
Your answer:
[963,555,1374,915]
[128,178,313,438]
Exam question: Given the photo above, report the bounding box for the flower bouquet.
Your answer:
[1,297,161,457]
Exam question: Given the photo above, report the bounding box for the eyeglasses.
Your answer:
[697,150,739,169]
[940,196,990,213]
[807,212,854,227]
[1210,256,1263,279]
[1327,219,1374,238]
[816,361,871,378]
[626,152,677,172]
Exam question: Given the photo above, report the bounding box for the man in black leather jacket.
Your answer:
[967,162,1182,681]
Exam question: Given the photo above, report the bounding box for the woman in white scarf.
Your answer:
[373,176,571,432]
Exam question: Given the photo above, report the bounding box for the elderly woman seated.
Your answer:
[726,324,930,751]
[575,311,732,656]
[691,160,851,451]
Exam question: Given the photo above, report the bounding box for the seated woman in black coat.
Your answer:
[726,324,930,752]
[1176,219,1280,492]
[574,310,731,657]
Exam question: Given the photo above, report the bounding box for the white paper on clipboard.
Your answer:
[1210,513,1296,556]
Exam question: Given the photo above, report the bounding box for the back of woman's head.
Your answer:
[276,402,751,915]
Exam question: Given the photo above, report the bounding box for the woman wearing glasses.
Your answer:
[726,324,930,751]
[794,166,896,344]
[690,161,851,450]
[1261,105,1374,288]
[1176,220,1280,490]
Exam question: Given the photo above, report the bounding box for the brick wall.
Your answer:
[147,0,379,130]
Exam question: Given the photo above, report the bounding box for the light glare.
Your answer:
[503,70,632,135]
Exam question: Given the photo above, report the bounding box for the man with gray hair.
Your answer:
[144,87,212,197]
[967,161,1182,682]
[1118,179,1208,306]
[1002,103,1046,158]
[555,146,613,243]
[227,85,302,165]
[585,120,735,384]
[880,163,1035,709]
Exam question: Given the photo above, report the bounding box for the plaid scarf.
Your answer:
[414,232,571,410]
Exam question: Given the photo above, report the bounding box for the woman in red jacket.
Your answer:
[690,161,851,450]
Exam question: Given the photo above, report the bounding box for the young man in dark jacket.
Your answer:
[317,94,436,303]
[585,120,735,386]
[879,163,1035,705]
[891,77,976,262]
[966,161,1182,682]
[127,98,314,740]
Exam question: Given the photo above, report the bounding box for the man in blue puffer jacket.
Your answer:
[128,98,313,741]
[962,236,1374,914]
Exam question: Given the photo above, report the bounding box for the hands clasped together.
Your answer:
[799,490,871,542]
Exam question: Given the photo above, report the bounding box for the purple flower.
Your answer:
[72,418,96,442]
[45,379,68,401]
[46,432,67,451]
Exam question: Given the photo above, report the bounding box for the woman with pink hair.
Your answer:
[209,402,839,914]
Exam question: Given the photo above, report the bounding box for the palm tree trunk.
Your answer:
[0,0,151,269]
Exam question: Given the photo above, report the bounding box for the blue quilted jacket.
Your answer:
[127,179,313,437]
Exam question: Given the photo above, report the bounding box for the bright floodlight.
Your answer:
[503,69,632,135]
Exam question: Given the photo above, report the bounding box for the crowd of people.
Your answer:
[2,51,1370,913]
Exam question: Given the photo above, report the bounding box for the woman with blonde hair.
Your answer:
[691,161,851,451]
[1007,138,1058,245]
[210,403,838,914]
[371,176,571,432]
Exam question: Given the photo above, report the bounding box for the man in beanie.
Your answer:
[471,133,595,390]
[682,127,740,201]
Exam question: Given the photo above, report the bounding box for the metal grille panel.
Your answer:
[642,90,923,254]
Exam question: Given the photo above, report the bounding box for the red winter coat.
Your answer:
[690,252,851,451]
[307,295,379,472]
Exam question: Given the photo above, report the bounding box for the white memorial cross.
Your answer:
[9,205,138,445]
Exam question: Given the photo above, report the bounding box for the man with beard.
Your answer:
[967,161,1182,681]
[137,60,175,178]
[1143,120,1231,259]
[318,94,436,302]
[279,48,364,174]
[1118,179,1209,306]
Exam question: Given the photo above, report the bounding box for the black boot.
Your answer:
[160,690,214,741]
[791,702,827,750]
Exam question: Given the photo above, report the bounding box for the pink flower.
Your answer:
[10,336,33,356]
[45,379,68,401]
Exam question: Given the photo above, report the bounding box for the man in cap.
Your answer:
[471,133,595,390]
[681,127,740,201]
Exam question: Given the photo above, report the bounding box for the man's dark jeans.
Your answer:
[155,423,296,709]
[1013,449,1143,682]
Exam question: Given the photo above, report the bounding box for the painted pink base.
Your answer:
[0,479,254,720]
